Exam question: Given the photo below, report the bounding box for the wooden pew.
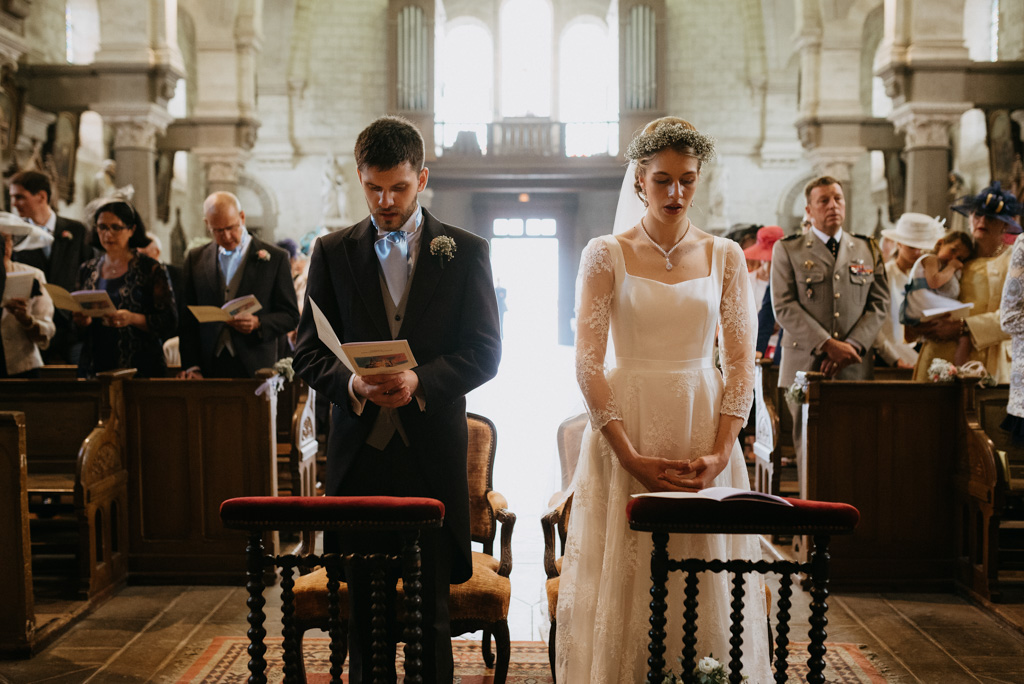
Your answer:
[956,382,1024,602]
[0,370,133,603]
[0,411,32,656]
[275,380,319,497]
[122,371,280,584]
[752,360,781,496]
[801,372,959,590]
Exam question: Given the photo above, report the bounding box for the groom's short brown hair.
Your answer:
[354,116,425,172]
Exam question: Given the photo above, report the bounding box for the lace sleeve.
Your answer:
[575,238,621,429]
[719,241,757,418]
[1002,238,1024,335]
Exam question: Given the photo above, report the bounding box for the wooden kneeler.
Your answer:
[627,496,859,684]
[220,495,444,684]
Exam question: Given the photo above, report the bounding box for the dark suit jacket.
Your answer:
[14,215,93,291]
[179,236,300,377]
[292,210,501,583]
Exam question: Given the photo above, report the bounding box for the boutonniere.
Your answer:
[256,249,270,262]
[429,235,456,268]
[61,230,73,240]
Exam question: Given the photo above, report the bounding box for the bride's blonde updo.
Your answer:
[627,116,716,207]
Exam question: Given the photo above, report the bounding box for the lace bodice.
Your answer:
[574,234,757,430]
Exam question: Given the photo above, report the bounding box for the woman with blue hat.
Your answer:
[912,181,1019,381]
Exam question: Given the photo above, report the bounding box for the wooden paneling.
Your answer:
[124,377,278,584]
[803,375,958,590]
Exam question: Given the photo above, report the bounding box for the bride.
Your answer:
[556,117,772,682]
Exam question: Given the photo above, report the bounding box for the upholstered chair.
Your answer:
[291,413,516,682]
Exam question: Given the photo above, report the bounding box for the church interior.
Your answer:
[2,0,1024,681]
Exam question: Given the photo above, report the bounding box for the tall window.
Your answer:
[560,18,618,156]
[65,0,99,64]
[437,21,494,151]
[500,0,552,117]
[991,0,1000,61]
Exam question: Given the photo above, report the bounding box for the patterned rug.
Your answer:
[177,638,888,683]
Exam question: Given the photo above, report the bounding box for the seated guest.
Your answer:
[179,192,299,379]
[73,198,178,378]
[0,214,55,377]
[874,213,946,369]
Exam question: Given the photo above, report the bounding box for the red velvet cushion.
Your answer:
[626,496,859,535]
[220,496,445,532]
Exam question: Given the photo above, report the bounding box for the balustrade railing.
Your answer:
[435,120,618,158]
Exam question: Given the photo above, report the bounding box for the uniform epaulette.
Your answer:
[782,233,802,241]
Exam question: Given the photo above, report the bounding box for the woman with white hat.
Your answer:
[0,212,56,377]
[874,213,947,368]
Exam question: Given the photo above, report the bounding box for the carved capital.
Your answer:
[807,147,864,182]
[112,120,161,150]
[889,102,970,150]
[206,161,240,183]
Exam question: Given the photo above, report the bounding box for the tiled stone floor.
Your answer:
[3,336,1024,681]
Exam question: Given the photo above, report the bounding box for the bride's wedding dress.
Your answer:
[555,233,773,683]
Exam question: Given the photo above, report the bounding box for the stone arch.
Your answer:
[236,173,278,240]
[776,171,818,233]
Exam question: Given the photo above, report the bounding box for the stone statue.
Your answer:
[321,152,349,227]
[707,164,729,232]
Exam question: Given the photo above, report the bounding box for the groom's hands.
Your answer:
[354,370,420,408]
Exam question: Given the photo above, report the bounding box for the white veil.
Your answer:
[612,161,647,234]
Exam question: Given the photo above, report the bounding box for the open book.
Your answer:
[308,297,418,376]
[44,284,116,316]
[631,486,793,506]
[188,294,263,323]
[2,271,36,304]
[920,302,973,322]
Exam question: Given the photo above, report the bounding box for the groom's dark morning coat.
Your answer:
[292,210,501,582]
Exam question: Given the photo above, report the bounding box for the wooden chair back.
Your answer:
[466,412,497,546]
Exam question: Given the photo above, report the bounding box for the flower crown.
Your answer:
[625,123,717,164]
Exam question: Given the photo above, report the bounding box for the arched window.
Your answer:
[500,0,552,118]
[437,20,494,151]
[560,18,618,156]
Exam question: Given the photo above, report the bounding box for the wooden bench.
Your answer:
[122,371,280,584]
[752,360,782,497]
[801,372,959,590]
[956,381,1024,602]
[275,379,318,498]
[0,370,133,603]
[0,411,32,656]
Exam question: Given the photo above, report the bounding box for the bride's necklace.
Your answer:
[640,217,691,270]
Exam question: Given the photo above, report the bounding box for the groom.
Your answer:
[292,116,501,683]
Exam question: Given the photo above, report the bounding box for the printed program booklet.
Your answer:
[44,284,117,316]
[2,271,36,304]
[632,486,793,506]
[920,302,974,322]
[308,297,418,376]
[188,294,263,323]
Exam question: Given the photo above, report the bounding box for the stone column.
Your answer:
[807,148,863,232]
[95,105,174,230]
[890,103,969,219]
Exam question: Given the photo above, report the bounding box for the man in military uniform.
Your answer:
[771,176,889,490]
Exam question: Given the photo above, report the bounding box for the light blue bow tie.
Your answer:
[375,231,409,305]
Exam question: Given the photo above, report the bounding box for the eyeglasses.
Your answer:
[96,223,130,233]
[209,223,241,236]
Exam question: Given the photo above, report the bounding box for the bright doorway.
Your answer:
[489,217,559,347]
